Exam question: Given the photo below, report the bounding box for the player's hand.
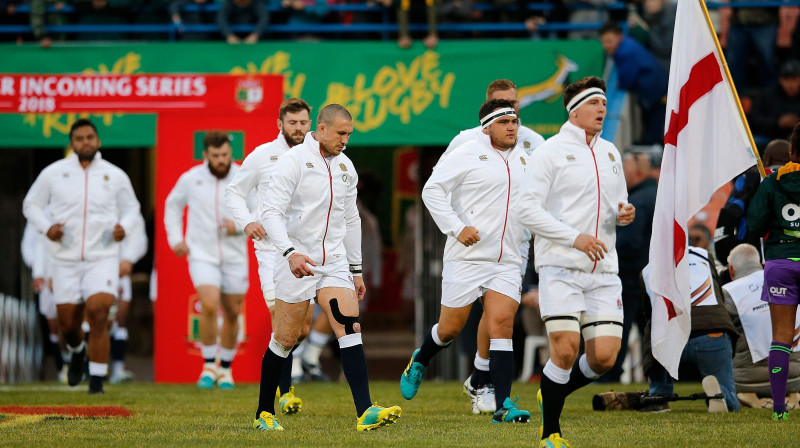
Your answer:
[119,260,133,277]
[221,219,237,236]
[521,289,539,310]
[288,252,316,278]
[226,34,240,44]
[457,226,481,247]
[32,277,46,293]
[354,276,366,302]
[617,202,636,225]
[113,223,126,242]
[244,222,267,241]
[46,223,64,242]
[244,33,259,44]
[172,242,190,258]
[573,233,607,262]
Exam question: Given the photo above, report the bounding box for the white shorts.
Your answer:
[441,261,522,308]
[118,275,132,303]
[38,285,57,320]
[51,257,119,305]
[274,255,354,304]
[256,249,276,308]
[538,266,623,319]
[189,260,248,295]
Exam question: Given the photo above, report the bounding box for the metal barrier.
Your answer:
[4,1,793,41]
[0,293,41,384]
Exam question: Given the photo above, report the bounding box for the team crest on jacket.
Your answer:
[342,174,348,183]
[339,163,347,171]
[608,152,615,162]
[270,155,278,161]
[479,155,488,161]
[520,157,526,165]
[523,141,531,149]
[104,175,109,181]
[306,162,314,168]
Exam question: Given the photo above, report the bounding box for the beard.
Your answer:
[208,162,230,179]
[282,129,305,147]
[75,147,98,162]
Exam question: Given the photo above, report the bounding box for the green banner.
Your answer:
[0,41,604,148]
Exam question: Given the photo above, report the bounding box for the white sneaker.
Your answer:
[110,369,134,384]
[463,376,496,414]
[702,375,728,413]
[197,363,219,389]
[217,367,234,390]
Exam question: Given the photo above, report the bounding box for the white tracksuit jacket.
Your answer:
[445,124,545,158]
[423,132,529,267]
[518,120,628,274]
[262,132,362,266]
[164,162,249,266]
[225,132,291,253]
[23,152,141,263]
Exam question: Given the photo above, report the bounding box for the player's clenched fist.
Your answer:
[457,226,481,247]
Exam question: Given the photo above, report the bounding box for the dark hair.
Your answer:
[763,139,790,166]
[279,98,311,121]
[790,123,800,160]
[203,131,230,150]
[317,103,352,126]
[478,99,516,121]
[486,79,516,100]
[562,76,607,109]
[599,22,623,36]
[69,118,98,139]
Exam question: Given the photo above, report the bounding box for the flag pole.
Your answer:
[697,0,767,178]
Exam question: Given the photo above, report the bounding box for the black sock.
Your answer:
[278,352,293,395]
[565,361,594,396]
[341,344,372,416]
[204,357,215,364]
[413,327,448,367]
[470,368,491,388]
[255,348,285,418]
[220,359,231,369]
[111,337,125,363]
[489,350,514,410]
[540,373,570,439]
[89,375,103,393]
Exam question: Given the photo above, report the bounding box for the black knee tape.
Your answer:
[330,298,360,335]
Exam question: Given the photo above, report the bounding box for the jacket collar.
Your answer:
[560,120,601,148]
[68,151,102,168]
[302,131,344,160]
[274,132,292,151]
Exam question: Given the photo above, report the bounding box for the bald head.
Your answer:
[317,104,352,128]
[727,243,762,279]
[763,139,790,168]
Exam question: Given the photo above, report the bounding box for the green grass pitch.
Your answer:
[0,380,795,447]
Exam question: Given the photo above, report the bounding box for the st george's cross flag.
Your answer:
[645,0,757,379]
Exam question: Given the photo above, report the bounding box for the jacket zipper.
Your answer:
[321,156,333,266]
[587,131,600,273]
[491,149,511,262]
[81,167,89,261]
[215,179,223,263]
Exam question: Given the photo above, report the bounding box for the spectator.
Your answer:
[600,22,668,145]
[628,0,676,71]
[601,151,658,383]
[726,0,779,90]
[169,0,215,40]
[722,244,800,410]
[275,0,330,40]
[218,0,269,44]
[763,138,791,172]
[689,222,723,269]
[75,0,130,41]
[749,59,800,142]
[397,0,438,50]
[642,246,740,412]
